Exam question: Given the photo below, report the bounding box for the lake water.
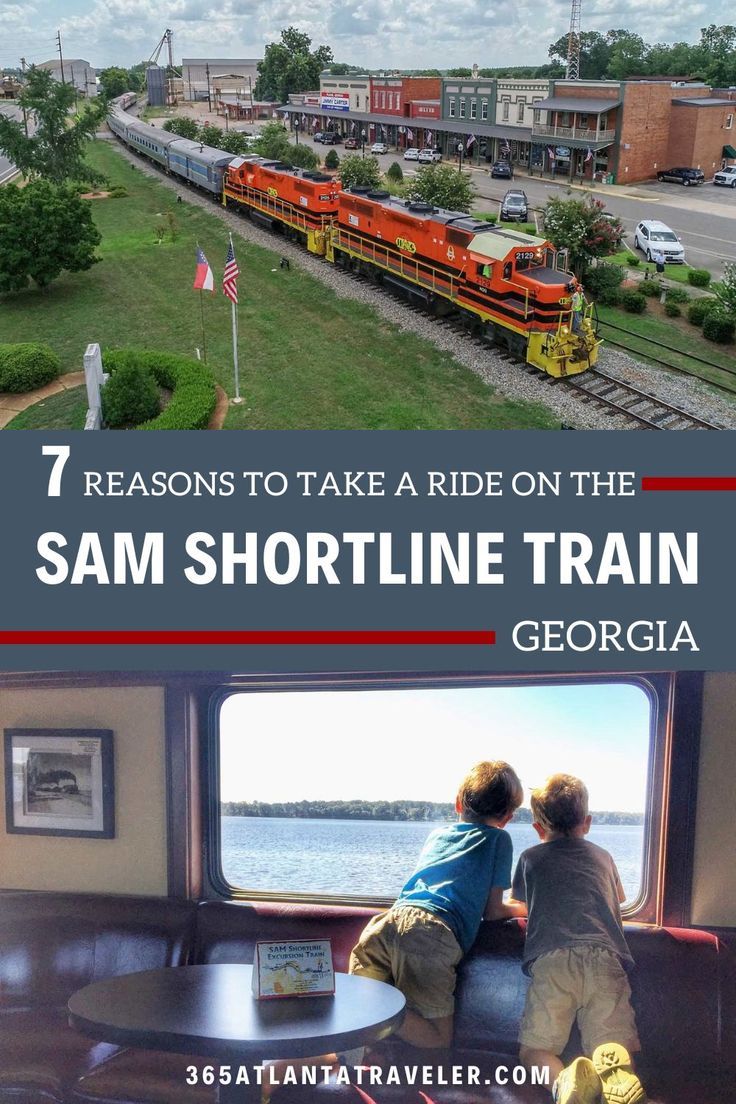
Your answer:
[221,817,644,902]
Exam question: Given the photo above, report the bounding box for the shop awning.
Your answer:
[724,144,736,158]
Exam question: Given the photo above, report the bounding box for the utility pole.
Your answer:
[19,56,28,136]
[206,62,211,111]
[56,29,66,84]
[70,64,78,107]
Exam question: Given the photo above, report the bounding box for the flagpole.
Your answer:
[199,289,208,364]
[231,297,242,403]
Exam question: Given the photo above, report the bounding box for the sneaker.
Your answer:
[553,1057,603,1104]
[592,1044,647,1104]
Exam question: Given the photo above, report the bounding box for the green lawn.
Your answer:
[5,387,88,430]
[607,250,700,285]
[598,304,736,394]
[0,141,557,430]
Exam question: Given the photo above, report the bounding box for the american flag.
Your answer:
[222,237,240,304]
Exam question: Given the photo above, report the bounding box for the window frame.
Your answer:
[198,671,699,925]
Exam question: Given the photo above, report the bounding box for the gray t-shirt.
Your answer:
[511,837,633,973]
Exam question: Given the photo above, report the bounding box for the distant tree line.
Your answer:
[221,800,644,825]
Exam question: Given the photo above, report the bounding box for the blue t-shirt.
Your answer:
[393,822,513,953]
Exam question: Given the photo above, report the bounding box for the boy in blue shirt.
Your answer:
[350,759,525,1049]
[261,761,524,1099]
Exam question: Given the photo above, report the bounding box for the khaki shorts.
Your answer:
[349,906,463,1020]
[519,945,640,1057]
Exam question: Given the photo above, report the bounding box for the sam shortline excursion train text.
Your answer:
[108,96,600,378]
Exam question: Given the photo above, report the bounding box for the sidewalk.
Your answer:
[0,372,85,429]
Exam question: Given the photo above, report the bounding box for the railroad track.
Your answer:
[598,319,736,397]
[346,274,725,430]
[561,368,723,429]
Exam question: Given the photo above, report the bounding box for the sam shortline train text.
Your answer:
[35,530,698,586]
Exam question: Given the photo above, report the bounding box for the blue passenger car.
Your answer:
[167,139,234,196]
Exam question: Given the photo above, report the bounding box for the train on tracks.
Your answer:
[108,99,600,377]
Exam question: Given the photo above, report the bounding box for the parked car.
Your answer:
[370,142,389,155]
[418,148,442,164]
[656,167,705,186]
[713,165,736,188]
[320,131,342,145]
[403,147,420,161]
[490,160,513,179]
[500,189,529,222]
[634,220,686,263]
[344,136,359,150]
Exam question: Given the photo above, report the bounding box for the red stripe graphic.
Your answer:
[0,630,496,647]
[642,476,736,491]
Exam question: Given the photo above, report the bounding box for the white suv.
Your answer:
[418,148,442,164]
[634,220,685,263]
[713,166,736,188]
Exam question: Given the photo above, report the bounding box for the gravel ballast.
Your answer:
[108,138,736,430]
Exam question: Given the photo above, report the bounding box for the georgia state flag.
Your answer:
[193,247,214,292]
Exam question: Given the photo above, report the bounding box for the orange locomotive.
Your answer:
[223,162,598,376]
[328,189,599,376]
[223,156,341,257]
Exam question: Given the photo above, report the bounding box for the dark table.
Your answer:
[69,964,406,1100]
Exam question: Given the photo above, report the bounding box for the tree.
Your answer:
[324,148,340,170]
[162,117,199,140]
[605,30,649,78]
[409,163,475,213]
[386,161,403,183]
[98,67,130,99]
[714,262,736,318]
[253,121,292,160]
[338,154,381,190]
[289,143,320,169]
[541,195,622,277]
[220,131,253,156]
[0,180,101,293]
[198,123,225,147]
[447,67,473,77]
[255,27,333,103]
[0,67,107,186]
[127,62,148,93]
[548,31,612,79]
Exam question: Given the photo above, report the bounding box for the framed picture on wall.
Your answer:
[3,729,114,838]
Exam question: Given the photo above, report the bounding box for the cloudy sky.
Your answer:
[0,0,723,72]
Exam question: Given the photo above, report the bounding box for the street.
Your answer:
[279,128,736,279]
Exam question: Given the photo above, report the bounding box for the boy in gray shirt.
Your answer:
[511,774,646,1104]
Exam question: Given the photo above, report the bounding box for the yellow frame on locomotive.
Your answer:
[223,182,332,255]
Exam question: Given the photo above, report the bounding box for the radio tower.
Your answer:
[566,0,582,79]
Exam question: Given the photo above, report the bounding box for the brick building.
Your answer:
[371,76,440,116]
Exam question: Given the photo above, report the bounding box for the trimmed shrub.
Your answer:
[687,298,718,327]
[687,268,711,288]
[702,311,735,344]
[640,279,661,297]
[620,289,647,313]
[324,149,340,170]
[386,161,403,183]
[584,264,624,305]
[625,253,640,266]
[101,361,160,427]
[102,349,217,430]
[664,300,681,317]
[0,343,61,393]
[665,286,690,305]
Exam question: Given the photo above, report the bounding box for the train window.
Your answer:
[215,678,658,914]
